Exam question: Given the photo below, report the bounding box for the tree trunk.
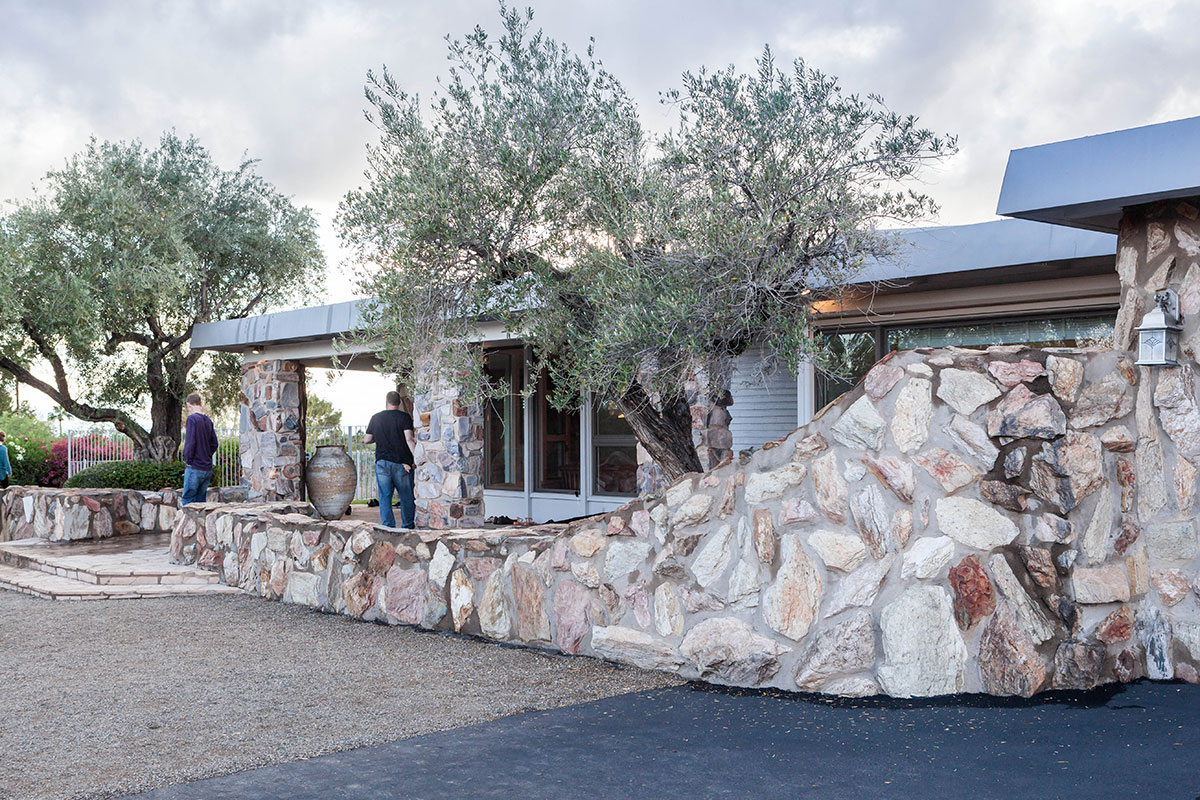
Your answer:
[145,393,183,462]
[617,380,703,481]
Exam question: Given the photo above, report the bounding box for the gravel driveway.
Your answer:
[0,591,678,800]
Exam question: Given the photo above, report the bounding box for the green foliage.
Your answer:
[0,414,57,485]
[307,393,342,428]
[0,131,325,459]
[64,460,188,491]
[340,5,955,477]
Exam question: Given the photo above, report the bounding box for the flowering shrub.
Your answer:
[0,415,56,486]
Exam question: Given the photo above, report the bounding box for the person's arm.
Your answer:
[206,419,219,461]
[183,416,196,465]
[404,429,417,471]
[363,415,375,444]
[0,445,10,479]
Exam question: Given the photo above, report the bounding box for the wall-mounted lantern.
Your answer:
[1136,289,1183,367]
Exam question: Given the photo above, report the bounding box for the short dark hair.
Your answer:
[385,391,402,407]
[186,393,202,406]
[0,430,5,442]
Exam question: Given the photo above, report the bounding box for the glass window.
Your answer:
[535,370,580,493]
[816,330,879,408]
[484,348,524,490]
[593,404,638,496]
[886,314,1116,351]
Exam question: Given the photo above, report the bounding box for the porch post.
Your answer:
[412,371,485,528]
[239,359,306,501]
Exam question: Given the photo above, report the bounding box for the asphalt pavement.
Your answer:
[127,680,1200,799]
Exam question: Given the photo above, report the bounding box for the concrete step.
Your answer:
[0,534,220,586]
[0,562,242,600]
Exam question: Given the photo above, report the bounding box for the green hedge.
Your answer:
[64,460,187,491]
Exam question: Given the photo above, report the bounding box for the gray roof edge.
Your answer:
[996,115,1200,224]
[191,299,368,350]
[191,220,1117,352]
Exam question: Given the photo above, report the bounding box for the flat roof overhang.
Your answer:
[996,115,1200,233]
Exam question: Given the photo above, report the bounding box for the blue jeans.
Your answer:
[182,466,213,505]
[375,460,415,528]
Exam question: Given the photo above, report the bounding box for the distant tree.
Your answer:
[0,132,324,460]
[340,6,954,480]
[305,374,343,428]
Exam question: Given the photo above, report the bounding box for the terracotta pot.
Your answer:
[306,445,357,520]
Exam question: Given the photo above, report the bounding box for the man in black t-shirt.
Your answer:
[364,391,417,528]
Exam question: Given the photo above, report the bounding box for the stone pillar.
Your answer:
[1114,198,1200,352]
[239,359,306,501]
[412,376,485,528]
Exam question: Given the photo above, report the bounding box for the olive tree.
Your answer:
[340,5,955,480]
[0,132,324,460]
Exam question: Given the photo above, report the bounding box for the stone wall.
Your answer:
[636,373,734,496]
[412,376,485,529]
[0,487,181,542]
[239,359,306,501]
[173,336,1200,697]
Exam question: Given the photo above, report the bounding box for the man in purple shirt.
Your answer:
[182,392,219,504]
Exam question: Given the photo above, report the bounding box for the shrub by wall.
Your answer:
[0,415,56,486]
[65,460,186,491]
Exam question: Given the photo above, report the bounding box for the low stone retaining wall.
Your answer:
[173,344,1200,698]
[0,487,185,542]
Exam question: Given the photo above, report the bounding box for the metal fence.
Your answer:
[64,424,378,500]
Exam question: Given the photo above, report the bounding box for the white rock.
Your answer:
[680,617,789,685]
[429,541,455,589]
[449,568,474,632]
[1080,484,1114,564]
[571,561,601,588]
[891,378,933,453]
[906,362,933,378]
[478,569,512,639]
[763,534,823,642]
[877,586,967,697]
[1146,519,1199,561]
[901,536,955,580]
[665,480,694,507]
[653,583,684,636]
[936,368,1001,415]
[934,497,1019,551]
[795,610,876,690]
[605,539,652,578]
[727,556,761,610]
[691,524,734,589]
[831,396,887,451]
[947,414,999,467]
[744,462,808,505]
[671,494,714,528]
[591,626,683,670]
[819,676,879,697]
[282,572,321,607]
[808,530,867,573]
[825,554,895,616]
[989,555,1054,643]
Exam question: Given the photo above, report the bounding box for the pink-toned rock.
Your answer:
[1176,664,1200,685]
[862,454,915,503]
[752,508,776,564]
[1100,426,1136,453]
[1113,521,1140,556]
[343,572,377,618]
[385,566,426,625]
[367,542,396,576]
[793,433,828,460]
[978,602,1048,697]
[1152,568,1191,606]
[551,539,570,571]
[1052,640,1105,690]
[892,509,914,548]
[449,568,474,632]
[762,534,822,641]
[1046,355,1083,402]
[987,384,1066,439]
[864,363,904,398]
[811,452,848,524]
[464,556,502,581]
[1029,432,1103,513]
[780,498,818,526]
[1017,546,1057,590]
[630,510,651,538]
[553,579,591,654]
[1116,455,1135,513]
[623,581,652,629]
[606,516,632,536]
[1071,373,1134,429]
[1114,649,1138,682]
[987,359,1045,386]
[1094,606,1133,644]
[913,448,979,493]
[512,564,551,641]
[948,555,994,630]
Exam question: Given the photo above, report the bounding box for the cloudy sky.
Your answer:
[2,0,1198,423]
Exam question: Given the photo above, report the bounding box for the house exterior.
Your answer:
[194,120,1177,527]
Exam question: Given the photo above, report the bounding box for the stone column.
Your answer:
[1114,199,1200,351]
[412,376,485,528]
[635,372,735,496]
[239,359,306,501]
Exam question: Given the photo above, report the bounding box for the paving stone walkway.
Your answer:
[128,680,1200,800]
[0,534,237,599]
